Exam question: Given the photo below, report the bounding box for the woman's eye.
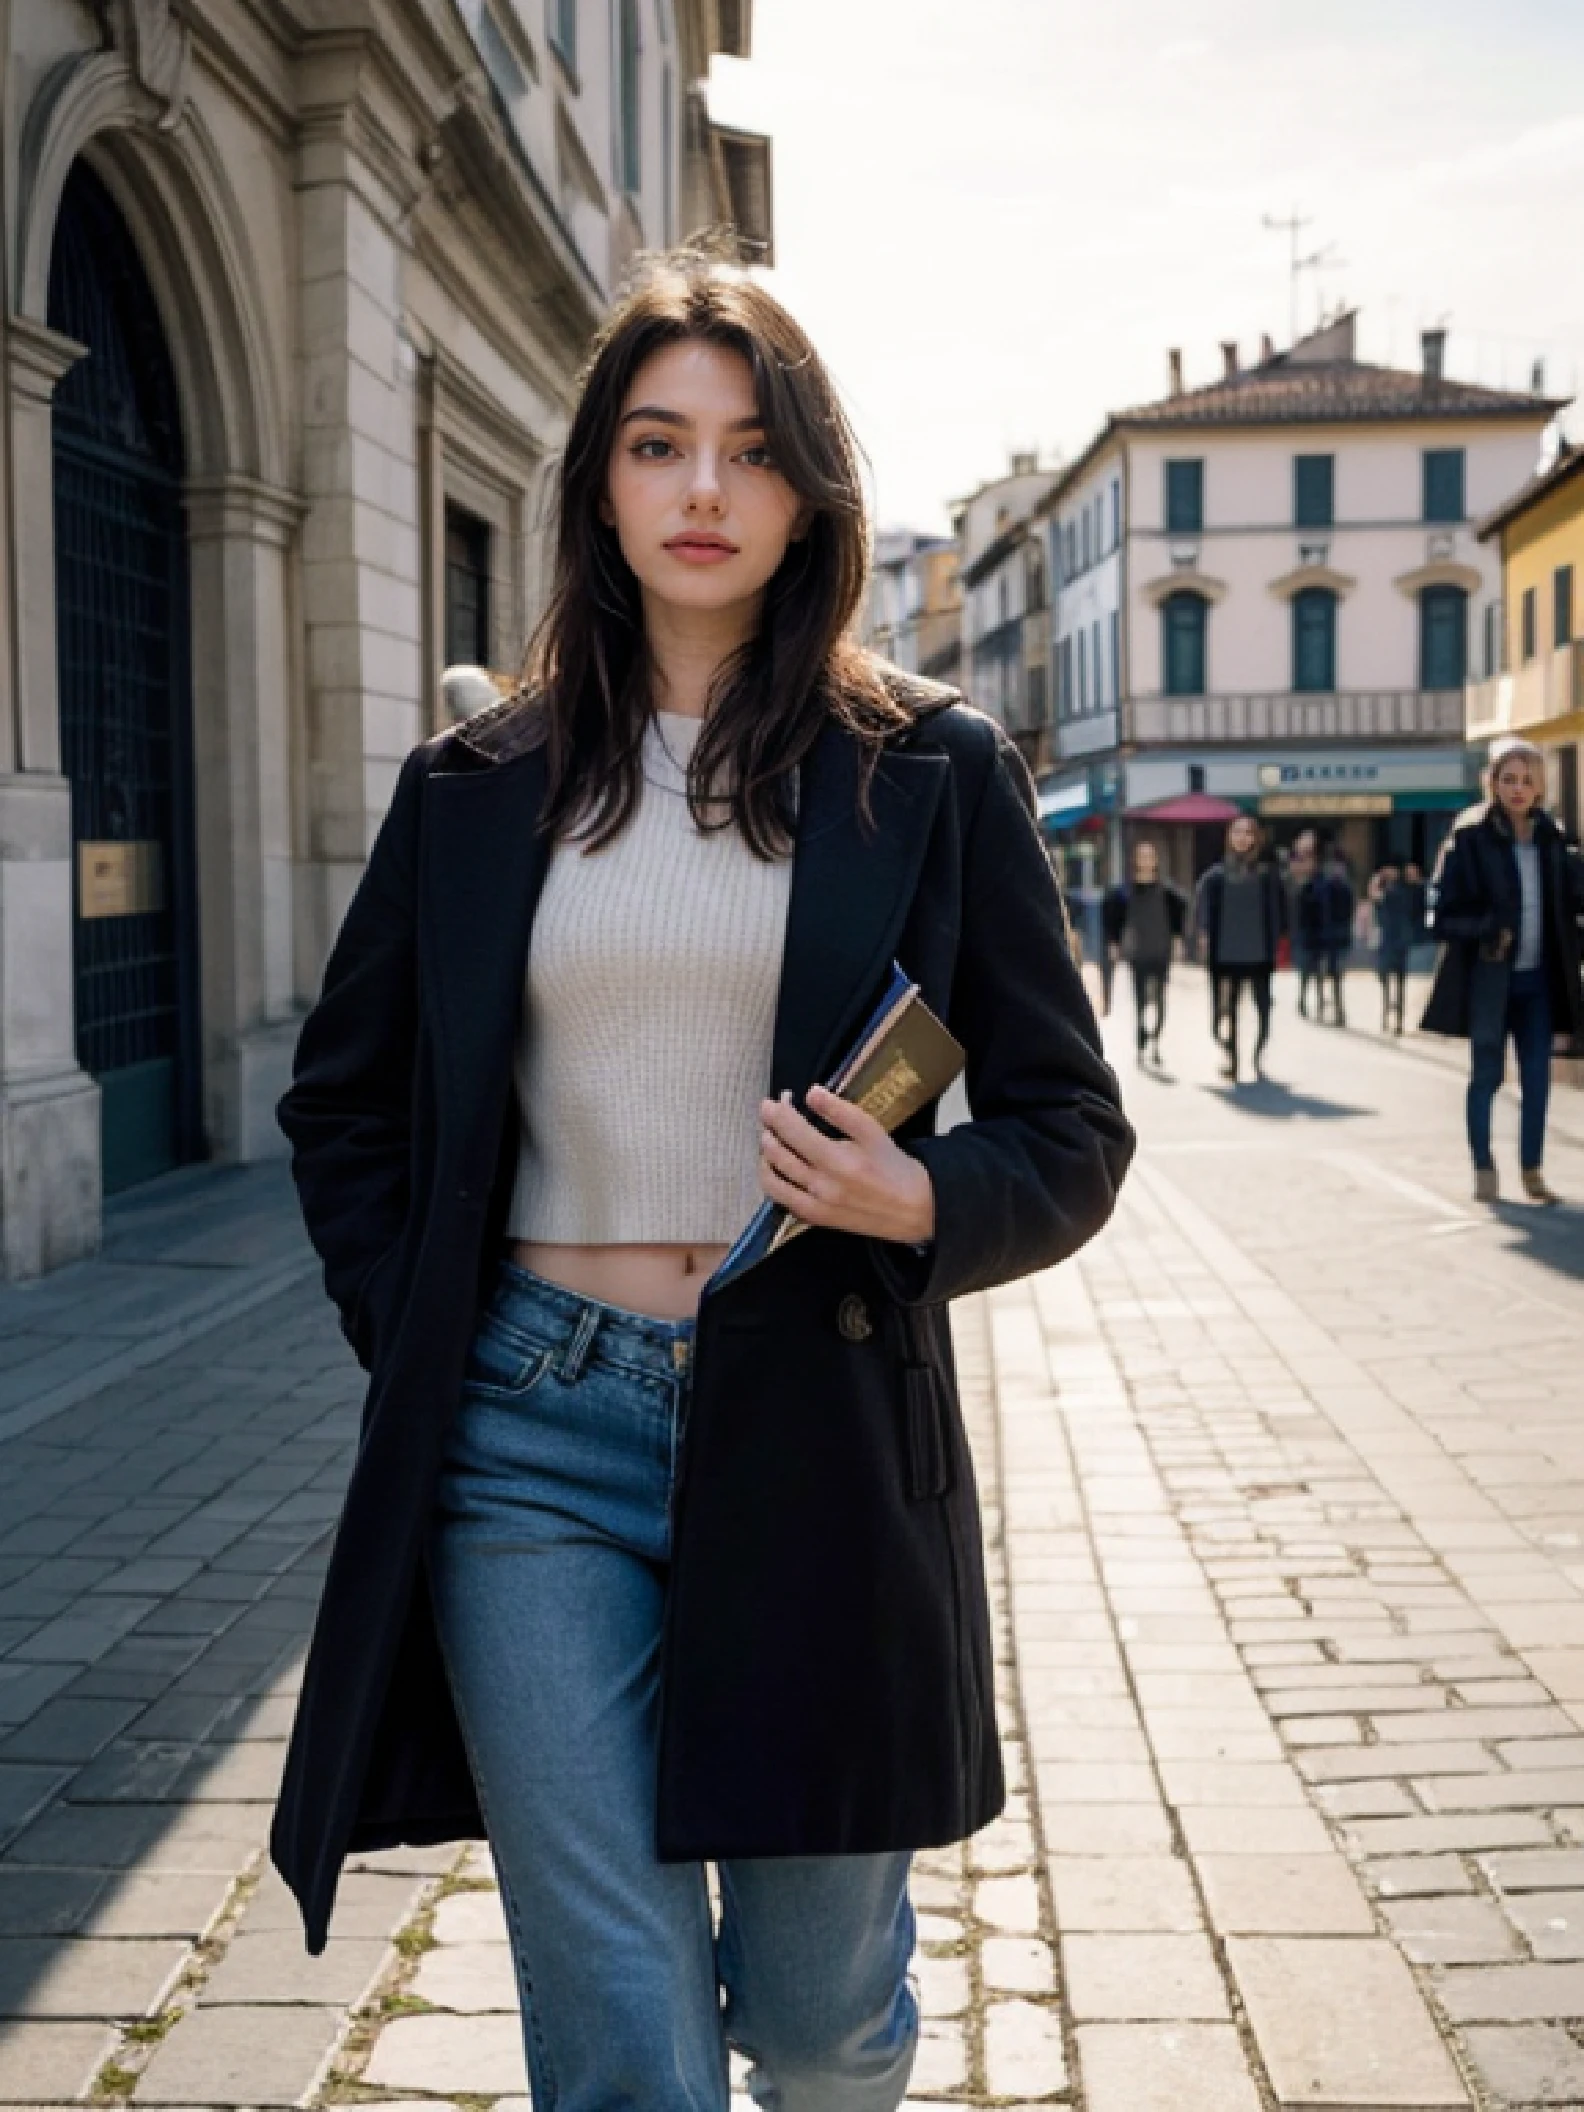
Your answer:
[739,445,775,469]
[632,436,676,460]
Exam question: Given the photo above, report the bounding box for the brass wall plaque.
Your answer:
[78,840,165,919]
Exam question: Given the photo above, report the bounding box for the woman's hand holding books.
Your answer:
[757,1085,936,1245]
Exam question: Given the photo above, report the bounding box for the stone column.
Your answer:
[292,97,424,995]
[185,473,306,1163]
[0,318,100,1275]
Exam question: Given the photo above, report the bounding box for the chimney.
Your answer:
[1421,328,1447,382]
[1221,340,1239,380]
[1260,330,1275,363]
[1531,357,1547,396]
[1167,347,1183,397]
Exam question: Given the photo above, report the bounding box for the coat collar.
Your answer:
[421,699,954,1124]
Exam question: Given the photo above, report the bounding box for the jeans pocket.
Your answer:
[464,1319,554,1398]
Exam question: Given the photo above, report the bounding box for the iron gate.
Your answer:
[48,161,201,1193]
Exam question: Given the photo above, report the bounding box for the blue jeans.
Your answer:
[1468,967,1554,1172]
[426,1258,918,2111]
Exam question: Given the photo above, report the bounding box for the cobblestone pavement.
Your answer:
[1,973,1583,2108]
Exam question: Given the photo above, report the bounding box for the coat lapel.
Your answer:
[769,723,950,1097]
[422,750,552,1153]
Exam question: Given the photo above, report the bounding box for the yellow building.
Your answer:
[1467,442,1584,837]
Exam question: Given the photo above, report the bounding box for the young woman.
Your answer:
[269,250,1132,2110]
[1195,814,1287,1082]
[1423,737,1584,1204]
[1102,839,1187,1067]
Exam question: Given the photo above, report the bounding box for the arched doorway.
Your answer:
[48,161,202,1193]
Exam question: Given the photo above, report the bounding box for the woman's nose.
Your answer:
[683,451,725,513]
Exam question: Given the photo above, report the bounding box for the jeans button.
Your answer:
[837,1293,873,1342]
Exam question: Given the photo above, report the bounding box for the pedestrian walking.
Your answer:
[1299,847,1355,1025]
[1285,828,1320,1017]
[1103,841,1187,1067]
[1196,815,1287,1082]
[1422,736,1584,1205]
[1369,862,1417,1034]
[269,246,1133,2111]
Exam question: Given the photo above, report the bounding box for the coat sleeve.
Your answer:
[867,726,1134,1309]
[1431,827,1503,945]
[277,745,427,1365]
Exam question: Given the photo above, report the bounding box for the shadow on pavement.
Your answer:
[0,1165,368,2097]
[1199,1077,1371,1122]
[1486,1196,1584,1284]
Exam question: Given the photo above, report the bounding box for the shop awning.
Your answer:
[1124,792,1244,824]
[1037,779,1094,824]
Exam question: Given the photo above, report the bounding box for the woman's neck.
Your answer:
[641,589,762,720]
[1508,808,1536,844]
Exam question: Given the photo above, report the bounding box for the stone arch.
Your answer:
[16,50,285,487]
[12,46,302,1196]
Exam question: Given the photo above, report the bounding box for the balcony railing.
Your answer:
[1466,644,1583,742]
[1126,689,1465,747]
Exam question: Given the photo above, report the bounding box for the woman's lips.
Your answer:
[665,538,739,565]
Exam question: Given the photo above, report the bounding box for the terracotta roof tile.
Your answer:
[1117,358,1564,431]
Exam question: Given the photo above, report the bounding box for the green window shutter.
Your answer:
[1555,564,1574,647]
[1162,592,1207,696]
[1420,585,1468,687]
[1522,586,1537,661]
[1292,588,1337,692]
[1423,449,1465,524]
[1293,455,1334,528]
[1165,460,1203,534]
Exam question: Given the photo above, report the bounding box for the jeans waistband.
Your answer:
[487,1255,696,1383]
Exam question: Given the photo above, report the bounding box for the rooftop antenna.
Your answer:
[1263,207,1311,347]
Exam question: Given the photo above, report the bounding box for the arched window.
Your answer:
[1161,591,1207,696]
[1420,584,1469,689]
[1292,587,1337,693]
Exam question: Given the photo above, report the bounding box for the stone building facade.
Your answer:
[0,0,769,1277]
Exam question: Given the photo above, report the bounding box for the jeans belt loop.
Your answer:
[554,1303,600,1385]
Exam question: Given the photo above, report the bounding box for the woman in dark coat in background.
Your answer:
[270,247,1132,2111]
[1423,737,1584,1204]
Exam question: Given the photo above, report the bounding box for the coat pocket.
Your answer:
[896,1305,955,1501]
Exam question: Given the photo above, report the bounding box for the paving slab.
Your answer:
[362,2011,529,2097]
[0,1934,188,2019]
[1227,1936,1471,2107]
[1059,1932,1229,2021]
[1075,2021,1265,2112]
[1195,1852,1375,1935]
[196,1928,390,2007]
[408,1940,519,2014]
[1460,2022,1584,2103]
[133,1999,345,2105]
[0,2018,118,2101]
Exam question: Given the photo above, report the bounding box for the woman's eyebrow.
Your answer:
[618,405,766,432]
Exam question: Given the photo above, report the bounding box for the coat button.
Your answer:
[837,1293,873,1342]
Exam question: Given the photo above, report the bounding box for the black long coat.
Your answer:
[1421,805,1584,1048]
[270,677,1133,1953]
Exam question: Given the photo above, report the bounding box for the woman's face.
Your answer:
[1494,757,1540,821]
[1227,817,1259,859]
[604,339,807,625]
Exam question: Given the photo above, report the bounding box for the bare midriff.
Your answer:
[506,1239,732,1322]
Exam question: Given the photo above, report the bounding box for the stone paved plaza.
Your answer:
[1,971,1583,2109]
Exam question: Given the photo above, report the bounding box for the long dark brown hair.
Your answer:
[519,244,908,859]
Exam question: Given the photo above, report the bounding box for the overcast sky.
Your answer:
[708,0,1584,534]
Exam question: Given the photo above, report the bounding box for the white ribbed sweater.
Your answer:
[507,710,794,1244]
